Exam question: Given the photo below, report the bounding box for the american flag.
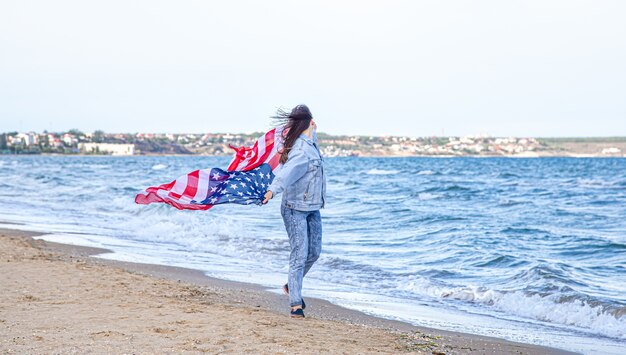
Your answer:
[135,128,283,210]
[227,126,284,172]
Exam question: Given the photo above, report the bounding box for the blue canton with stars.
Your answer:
[195,163,275,206]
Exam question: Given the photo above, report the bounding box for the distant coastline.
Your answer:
[26,152,626,158]
[1,130,625,158]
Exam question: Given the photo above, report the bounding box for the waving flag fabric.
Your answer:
[135,164,274,210]
[135,128,283,210]
[227,126,284,172]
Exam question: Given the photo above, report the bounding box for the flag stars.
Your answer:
[151,162,272,209]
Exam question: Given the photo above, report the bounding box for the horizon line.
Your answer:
[3,130,626,139]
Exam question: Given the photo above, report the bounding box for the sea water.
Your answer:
[1,156,624,354]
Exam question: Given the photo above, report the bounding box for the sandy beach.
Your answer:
[0,228,574,354]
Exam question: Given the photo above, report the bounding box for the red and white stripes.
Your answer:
[135,126,286,211]
[227,126,285,172]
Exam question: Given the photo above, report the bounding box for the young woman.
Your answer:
[262,104,327,318]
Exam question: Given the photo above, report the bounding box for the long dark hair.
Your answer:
[272,104,313,164]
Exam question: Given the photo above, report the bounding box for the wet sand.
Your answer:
[0,228,575,354]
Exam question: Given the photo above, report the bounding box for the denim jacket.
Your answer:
[267,133,326,211]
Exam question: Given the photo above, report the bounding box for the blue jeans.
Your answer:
[281,203,322,307]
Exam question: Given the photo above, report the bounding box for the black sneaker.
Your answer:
[283,283,306,310]
[290,308,305,318]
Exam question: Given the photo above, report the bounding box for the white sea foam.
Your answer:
[576,178,619,188]
[110,197,287,270]
[417,170,435,175]
[493,291,626,339]
[365,169,399,175]
[152,164,168,170]
[418,192,441,200]
[400,277,626,339]
[86,164,110,170]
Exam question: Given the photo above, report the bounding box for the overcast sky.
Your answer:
[1,1,625,137]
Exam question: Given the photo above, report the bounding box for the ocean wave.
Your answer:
[152,164,168,170]
[417,192,441,201]
[365,169,399,175]
[416,170,436,175]
[588,199,622,206]
[85,164,110,170]
[500,227,549,235]
[115,207,249,255]
[342,179,362,186]
[496,198,530,207]
[319,257,396,282]
[416,269,463,279]
[471,254,529,268]
[496,172,520,179]
[557,239,626,258]
[576,178,621,189]
[400,277,626,339]
[509,264,587,288]
[420,216,467,225]
[421,185,472,193]
[490,291,626,339]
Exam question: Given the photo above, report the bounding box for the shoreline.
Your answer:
[0,227,574,354]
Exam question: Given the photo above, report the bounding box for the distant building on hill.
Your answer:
[79,143,135,156]
[601,147,621,155]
